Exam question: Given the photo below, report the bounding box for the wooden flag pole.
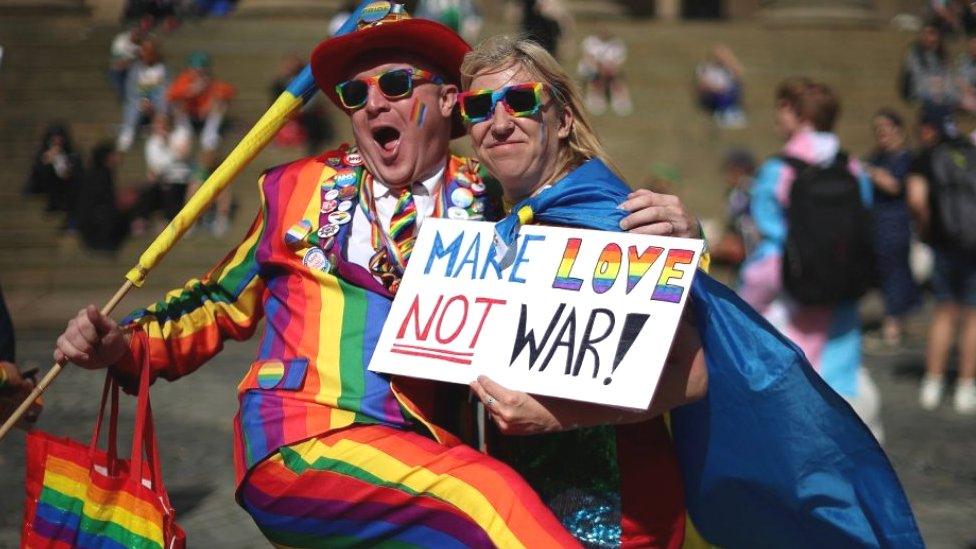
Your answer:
[0,280,134,441]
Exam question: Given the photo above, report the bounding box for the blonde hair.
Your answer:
[460,35,621,187]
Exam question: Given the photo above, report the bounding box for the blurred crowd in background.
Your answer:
[13,0,976,432]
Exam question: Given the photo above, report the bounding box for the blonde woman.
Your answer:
[460,36,706,547]
[458,36,922,548]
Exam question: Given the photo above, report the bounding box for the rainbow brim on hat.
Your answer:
[310,1,471,138]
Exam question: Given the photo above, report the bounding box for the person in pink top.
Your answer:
[739,77,882,441]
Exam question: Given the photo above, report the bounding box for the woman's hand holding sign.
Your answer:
[470,375,565,435]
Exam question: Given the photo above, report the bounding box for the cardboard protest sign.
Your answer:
[368,218,705,410]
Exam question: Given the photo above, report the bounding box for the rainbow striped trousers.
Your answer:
[239,424,581,548]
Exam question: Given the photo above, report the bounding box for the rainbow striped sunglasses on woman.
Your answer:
[458,82,546,124]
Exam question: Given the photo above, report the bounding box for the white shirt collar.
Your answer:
[374,165,445,199]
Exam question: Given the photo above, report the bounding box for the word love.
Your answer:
[553,238,695,303]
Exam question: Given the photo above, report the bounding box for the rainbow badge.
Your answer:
[360,1,391,23]
[328,211,352,225]
[284,220,313,248]
[335,169,358,187]
[257,360,286,389]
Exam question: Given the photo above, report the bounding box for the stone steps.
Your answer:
[0,0,89,15]
[3,11,917,330]
[564,0,630,20]
[0,14,287,324]
[234,0,344,18]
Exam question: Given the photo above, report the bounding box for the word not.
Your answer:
[393,293,507,364]
[552,238,695,303]
[510,302,649,385]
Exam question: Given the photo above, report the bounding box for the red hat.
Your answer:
[311,1,471,138]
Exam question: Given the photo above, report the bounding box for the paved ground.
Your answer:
[0,307,974,548]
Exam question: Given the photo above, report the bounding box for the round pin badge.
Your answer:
[328,211,352,225]
[335,169,358,187]
[447,206,469,220]
[451,187,474,209]
[320,199,338,214]
[326,156,342,167]
[360,1,391,23]
[318,223,340,238]
[324,189,340,201]
[303,247,327,270]
[257,360,286,389]
[344,152,364,166]
[337,200,353,212]
[470,200,485,214]
[338,185,358,200]
[470,181,486,195]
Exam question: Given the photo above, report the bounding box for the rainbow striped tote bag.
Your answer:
[21,360,185,549]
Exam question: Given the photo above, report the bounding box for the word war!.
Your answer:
[369,219,705,409]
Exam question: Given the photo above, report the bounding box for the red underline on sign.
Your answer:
[392,344,474,357]
[390,346,473,365]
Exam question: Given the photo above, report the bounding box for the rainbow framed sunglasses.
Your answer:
[457,82,546,124]
[335,68,443,110]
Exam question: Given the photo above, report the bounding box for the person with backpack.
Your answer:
[907,110,976,414]
[740,77,882,440]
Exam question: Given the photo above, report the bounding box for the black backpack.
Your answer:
[928,140,976,252]
[780,153,875,306]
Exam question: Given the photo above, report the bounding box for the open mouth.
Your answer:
[372,125,401,153]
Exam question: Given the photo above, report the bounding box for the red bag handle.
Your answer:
[128,351,174,511]
[89,374,120,469]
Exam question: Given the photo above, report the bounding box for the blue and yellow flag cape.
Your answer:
[495,158,923,548]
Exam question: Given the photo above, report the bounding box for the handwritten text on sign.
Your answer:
[368,219,704,410]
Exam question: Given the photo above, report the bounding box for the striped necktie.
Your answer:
[389,186,417,265]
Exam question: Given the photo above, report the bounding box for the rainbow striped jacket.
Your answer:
[116,146,497,484]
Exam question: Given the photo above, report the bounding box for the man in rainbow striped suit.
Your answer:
[53,3,705,547]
